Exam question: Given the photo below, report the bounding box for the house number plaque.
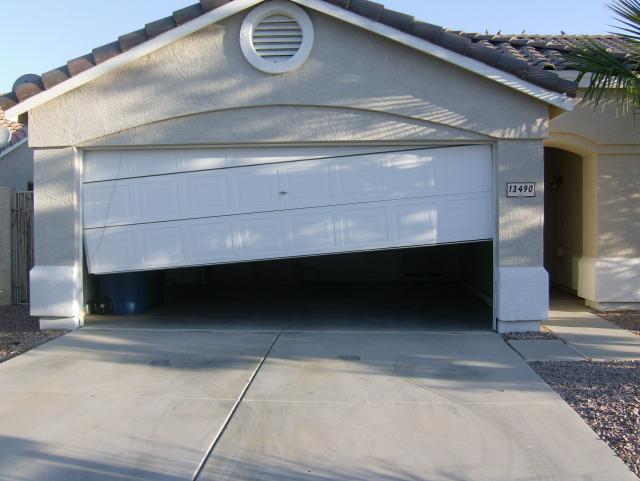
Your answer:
[506,182,536,197]
[507,182,536,197]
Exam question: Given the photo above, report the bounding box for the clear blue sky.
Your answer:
[1,0,612,93]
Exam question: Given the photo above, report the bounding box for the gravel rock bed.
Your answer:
[0,331,66,364]
[502,326,558,341]
[0,305,67,364]
[0,305,39,332]
[531,360,640,477]
[597,311,640,336]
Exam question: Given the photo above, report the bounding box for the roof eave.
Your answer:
[5,0,573,122]
[294,0,573,111]
[0,137,29,159]
[4,0,264,121]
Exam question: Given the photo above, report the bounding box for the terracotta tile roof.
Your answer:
[3,0,635,112]
[0,108,27,154]
[462,34,637,71]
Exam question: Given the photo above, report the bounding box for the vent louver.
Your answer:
[252,14,303,63]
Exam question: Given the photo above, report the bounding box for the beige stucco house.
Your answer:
[0,0,637,331]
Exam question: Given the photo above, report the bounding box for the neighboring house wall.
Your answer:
[27,9,552,330]
[0,187,11,304]
[0,142,34,305]
[0,142,33,193]
[549,95,640,309]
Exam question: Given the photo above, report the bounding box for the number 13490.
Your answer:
[506,182,535,197]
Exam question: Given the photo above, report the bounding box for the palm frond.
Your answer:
[609,0,640,42]
[566,0,640,115]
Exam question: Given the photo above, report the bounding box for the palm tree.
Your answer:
[568,0,640,114]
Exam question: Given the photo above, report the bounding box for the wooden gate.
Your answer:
[12,191,33,304]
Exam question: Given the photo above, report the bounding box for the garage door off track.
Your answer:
[83,145,492,274]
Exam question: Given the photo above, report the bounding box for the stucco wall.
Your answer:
[548,91,640,307]
[26,5,552,326]
[33,148,77,267]
[0,188,11,305]
[494,140,549,329]
[0,143,33,305]
[551,98,638,145]
[495,140,545,266]
[29,9,549,147]
[597,153,640,258]
[84,106,488,147]
[0,143,33,194]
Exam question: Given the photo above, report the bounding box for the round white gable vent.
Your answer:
[240,1,314,74]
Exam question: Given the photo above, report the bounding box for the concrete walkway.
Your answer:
[0,320,636,480]
[544,291,640,361]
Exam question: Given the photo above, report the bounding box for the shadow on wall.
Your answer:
[597,153,640,259]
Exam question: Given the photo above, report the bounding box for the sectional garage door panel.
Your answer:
[83,146,417,183]
[84,193,492,274]
[83,146,492,229]
[83,145,493,274]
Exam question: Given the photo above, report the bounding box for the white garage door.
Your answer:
[83,145,493,274]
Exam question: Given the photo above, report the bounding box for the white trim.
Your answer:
[292,0,572,111]
[0,137,28,159]
[74,147,85,326]
[30,265,79,320]
[5,0,572,121]
[492,143,498,331]
[40,317,79,330]
[4,0,264,121]
[497,320,541,334]
[240,1,314,74]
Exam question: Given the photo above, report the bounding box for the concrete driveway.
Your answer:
[0,291,636,480]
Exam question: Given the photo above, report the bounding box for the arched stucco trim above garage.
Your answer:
[28,9,553,148]
[80,105,492,148]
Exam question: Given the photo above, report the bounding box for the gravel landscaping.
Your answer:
[501,325,558,341]
[0,305,66,364]
[531,360,640,478]
[597,311,640,337]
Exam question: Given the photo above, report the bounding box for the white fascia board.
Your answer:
[4,0,264,121]
[294,0,573,111]
[0,137,28,158]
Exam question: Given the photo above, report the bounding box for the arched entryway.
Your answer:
[544,147,584,293]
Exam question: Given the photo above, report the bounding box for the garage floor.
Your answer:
[0,284,636,481]
[85,282,492,332]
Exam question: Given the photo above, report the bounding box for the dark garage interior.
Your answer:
[84,242,494,331]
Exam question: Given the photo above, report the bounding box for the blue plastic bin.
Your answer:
[98,272,157,315]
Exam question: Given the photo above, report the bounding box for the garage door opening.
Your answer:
[83,242,493,331]
[81,144,494,331]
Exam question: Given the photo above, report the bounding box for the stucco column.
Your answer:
[579,152,640,310]
[0,187,12,305]
[495,140,549,332]
[30,147,81,329]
